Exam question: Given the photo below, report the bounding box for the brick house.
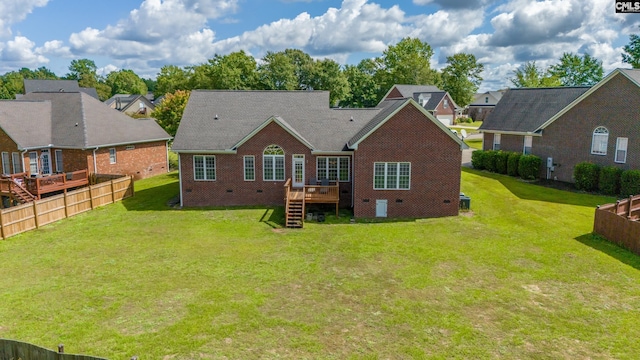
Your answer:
[479,68,640,182]
[467,90,504,121]
[105,94,156,116]
[0,91,171,181]
[172,90,465,221]
[381,85,461,126]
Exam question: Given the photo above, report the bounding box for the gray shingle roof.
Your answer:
[15,92,170,149]
[173,90,405,152]
[23,79,100,100]
[389,85,442,98]
[479,87,590,133]
[0,100,52,149]
[619,68,640,84]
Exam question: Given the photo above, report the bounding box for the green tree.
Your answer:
[19,66,58,80]
[150,90,190,137]
[105,69,148,96]
[440,53,484,107]
[374,37,440,100]
[339,59,379,108]
[622,26,640,68]
[208,50,258,89]
[66,58,99,88]
[548,53,603,86]
[258,51,298,90]
[156,65,190,96]
[0,72,26,98]
[307,58,350,106]
[143,78,156,93]
[510,61,560,88]
[282,49,315,90]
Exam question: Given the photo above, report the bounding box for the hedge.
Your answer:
[507,152,521,177]
[517,155,541,180]
[483,150,498,173]
[620,169,640,198]
[598,166,622,196]
[471,150,485,170]
[573,162,600,191]
[495,151,509,174]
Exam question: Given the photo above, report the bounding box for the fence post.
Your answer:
[130,175,135,197]
[58,344,64,353]
[629,196,634,219]
[33,199,39,229]
[63,191,69,219]
[89,185,95,210]
[111,180,116,204]
[0,208,5,240]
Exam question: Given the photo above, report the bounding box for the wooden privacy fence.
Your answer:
[593,194,640,255]
[0,175,134,240]
[0,339,108,360]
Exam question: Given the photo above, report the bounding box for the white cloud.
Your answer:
[0,35,48,64]
[0,0,49,38]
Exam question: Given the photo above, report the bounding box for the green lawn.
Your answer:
[464,138,483,150]
[1,170,639,359]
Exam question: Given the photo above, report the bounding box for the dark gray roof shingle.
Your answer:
[389,85,442,98]
[0,100,52,149]
[479,87,590,133]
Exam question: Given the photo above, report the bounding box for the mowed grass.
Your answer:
[1,170,640,359]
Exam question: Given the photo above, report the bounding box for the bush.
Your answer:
[483,150,498,173]
[598,166,622,195]
[518,155,541,180]
[471,150,485,170]
[507,152,521,177]
[573,162,600,191]
[620,169,640,198]
[495,151,509,174]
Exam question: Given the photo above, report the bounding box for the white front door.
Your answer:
[292,155,305,188]
[40,150,51,175]
[376,199,387,218]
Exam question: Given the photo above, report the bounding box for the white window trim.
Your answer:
[493,134,501,151]
[11,152,21,174]
[193,155,216,181]
[109,148,117,164]
[55,149,63,173]
[523,136,532,155]
[40,149,51,175]
[1,152,9,175]
[244,155,255,181]
[29,151,38,175]
[615,137,628,164]
[316,156,350,182]
[373,162,411,190]
[263,145,285,181]
[591,126,609,156]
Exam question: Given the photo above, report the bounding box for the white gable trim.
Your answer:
[232,116,314,150]
[348,99,466,150]
[535,69,629,132]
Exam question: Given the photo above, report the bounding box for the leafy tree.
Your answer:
[208,50,258,90]
[19,66,58,80]
[339,59,379,108]
[282,49,315,90]
[440,53,484,107]
[510,61,560,88]
[94,82,112,101]
[548,53,603,86]
[150,90,190,137]
[258,51,298,90]
[105,69,147,95]
[187,62,214,89]
[622,26,640,68]
[0,72,26,98]
[156,65,190,96]
[66,58,99,88]
[373,37,440,100]
[143,78,156,93]
[307,58,350,106]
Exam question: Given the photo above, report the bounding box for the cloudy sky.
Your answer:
[1,0,639,91]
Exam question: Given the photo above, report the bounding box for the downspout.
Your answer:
[21,149,27,175]
[178,155,183,207]
[92,147,99,175]
[351,154,354,208]
[165,140,170,173]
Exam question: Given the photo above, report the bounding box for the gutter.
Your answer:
[92,147,99,174]
[178,155,183,207]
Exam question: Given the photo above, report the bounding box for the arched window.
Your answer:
[591,126,609,155]
[263,145,285,181]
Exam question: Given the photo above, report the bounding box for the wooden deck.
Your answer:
[284,179,340,228]
[1,170,89,201]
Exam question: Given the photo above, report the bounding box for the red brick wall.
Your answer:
[0,129,21,173]
[353,104,461,218]
[434,93,456,120]
[180,121,354,207]
[386,87,403,99]
[94,141,168,179]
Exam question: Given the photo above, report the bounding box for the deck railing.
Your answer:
[593,195,640,256]
[303,183,339,203]
[23,170,89,198]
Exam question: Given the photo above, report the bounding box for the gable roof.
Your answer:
[105,94,155,113]
[24,79,100,100]
[479,87,590,134]
[535,68,640,131]
[12,92,170,149]
[172,90,465,153]
[0,100,52,149]
[470,91,504,106]
[382,85,442,100]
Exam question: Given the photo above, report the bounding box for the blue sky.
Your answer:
[1,0,639,91]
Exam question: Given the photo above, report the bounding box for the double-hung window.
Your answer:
[29,152,38,175]
[263,145,285,181]
[523,136,532,155]
[591,126,608,155]
[194,155,216,180]
[55,150,63,173]
[374,162,411,190]
[493,134,501,151]
[615,137,628,163]
[317,157,350,182]
[109,148,117,164]
[1,152,9,174]
[244,155,255,181]
[11,152,21,173]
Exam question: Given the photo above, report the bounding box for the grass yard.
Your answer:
[1,170,640,359]
[464,138,483,150]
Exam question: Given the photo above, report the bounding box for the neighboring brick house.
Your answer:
[172,90,465,219]
[479,68,640,182]
[105,94,156,116]
[467,90,504,121]
[381,85,461,126]
[0,91,171,180]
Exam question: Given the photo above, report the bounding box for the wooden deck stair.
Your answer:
[286,197,304,228]
[284,178,339,228]
[10,181,37,204]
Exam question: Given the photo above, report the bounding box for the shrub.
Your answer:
[573,162,600,191]
[518,155,541,180]
[598,166,622,195]
[495,151,509,174]
[620,169,640,197]
[507,152,521,177]
[483,150,498,173]
[471,150,485,170]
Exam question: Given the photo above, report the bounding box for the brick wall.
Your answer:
[434,93,456,122]
[94,141,168,180]
[0,129,21,173]
[353,104,461,218]
[180,121,354,207]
